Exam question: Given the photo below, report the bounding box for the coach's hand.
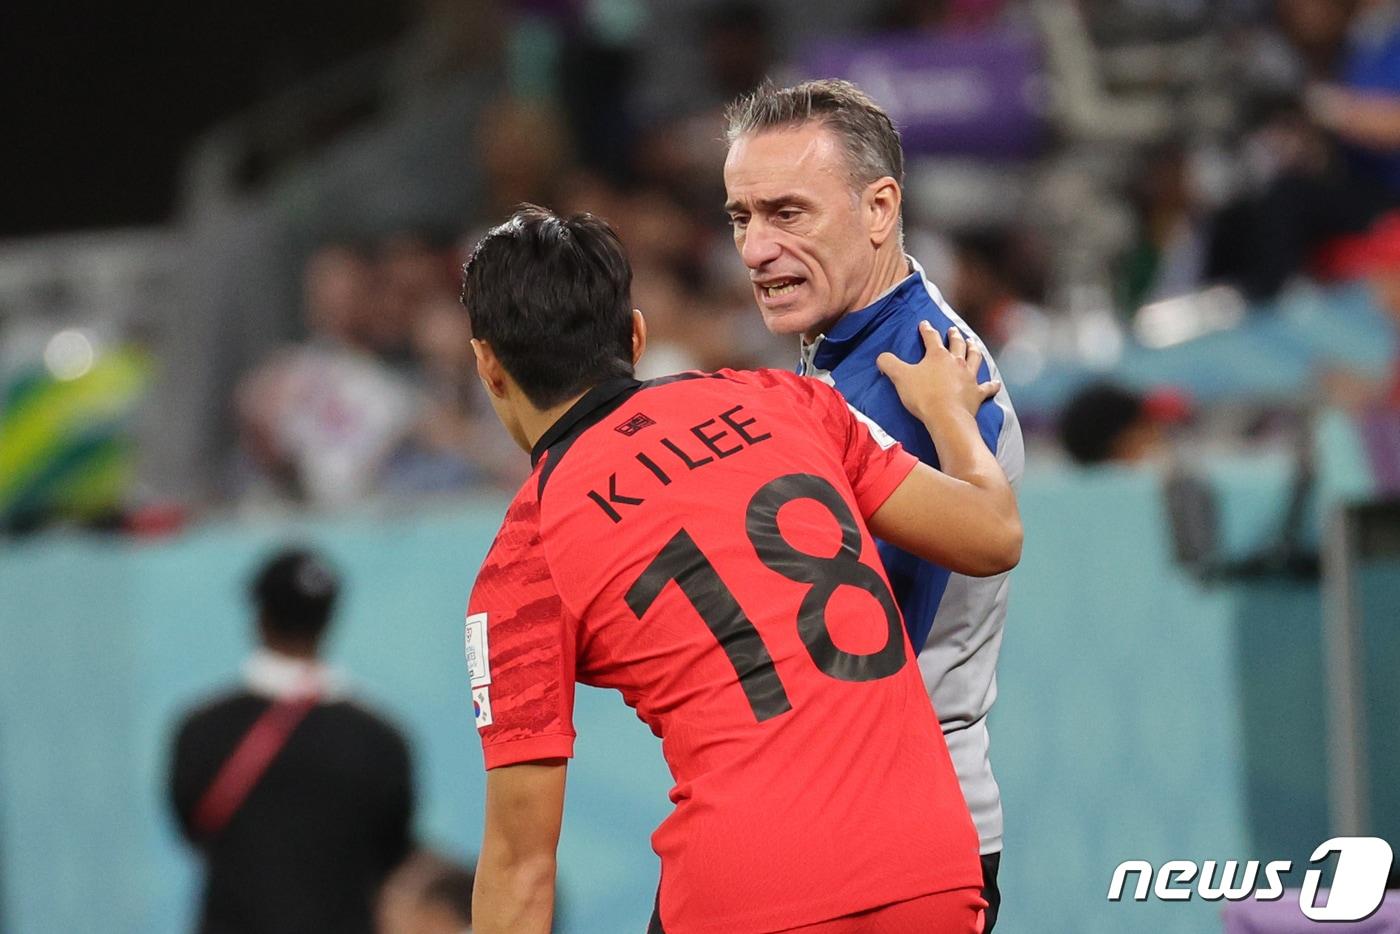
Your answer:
[870,322,1021,577]
[877,322,1001,423]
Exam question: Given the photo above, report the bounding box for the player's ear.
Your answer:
[865,177,902,248]
[472,338,509,400]
[630,308,647,367]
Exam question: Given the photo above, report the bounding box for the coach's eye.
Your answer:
[729,214,749,229]
[775,209,801,223]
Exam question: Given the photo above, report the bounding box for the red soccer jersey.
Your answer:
[466,369,981,933]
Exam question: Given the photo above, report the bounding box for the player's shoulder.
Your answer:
[477,479,548,585]
[636,367,792,394]
[708,366,832,400]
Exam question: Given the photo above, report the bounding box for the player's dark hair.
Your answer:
[724,79,905,188]
[460,204,634,409]
[249,547,340,641]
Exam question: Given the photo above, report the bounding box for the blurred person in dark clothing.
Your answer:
[1210,0,1400,299]
[169,547,415,934]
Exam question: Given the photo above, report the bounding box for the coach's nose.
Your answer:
[739,218,782,270]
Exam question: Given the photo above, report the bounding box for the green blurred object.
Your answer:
[0,344,152,531]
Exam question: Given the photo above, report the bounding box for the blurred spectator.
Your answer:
[182,0,1400,512]
[1119,142,1212,310]
[629,264,705,379]
[629,2,775,215]
[474,96,573,228]
[1209,0,1400,299]
[1309,0,1400,196]
[948,229,1051,352]
[169,547,415,934]
[1320,213,1400,412]
[704,2,775,102]
[872,0,1015,33]
[387,290,527,494]
[1058,382,1192,465]
[369,230,458,368]
[235,243,422,506]
[1276,0,1359,80]
[378,850,475,934]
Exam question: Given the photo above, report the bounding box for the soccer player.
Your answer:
[460,206,1020,933]
[723,80,1024,929]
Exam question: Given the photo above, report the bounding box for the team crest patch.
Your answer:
[614,412,655,436]
[472,687,493,728]
[465,612,491,688]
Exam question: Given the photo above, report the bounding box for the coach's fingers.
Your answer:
[946,326,967,362]
[978,378,1003,401]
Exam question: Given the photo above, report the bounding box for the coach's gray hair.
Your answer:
[724,79,905,190]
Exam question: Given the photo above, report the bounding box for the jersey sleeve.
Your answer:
[466,494,578,770]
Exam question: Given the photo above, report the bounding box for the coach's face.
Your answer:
[724,122,900,339]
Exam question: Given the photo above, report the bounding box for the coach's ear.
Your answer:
[865,176,902,248]
[472,338,508,400]
[631,308,648,367]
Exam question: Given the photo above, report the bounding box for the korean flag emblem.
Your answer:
[472,687,493,729]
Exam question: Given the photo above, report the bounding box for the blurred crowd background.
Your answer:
[4,0,1400,531]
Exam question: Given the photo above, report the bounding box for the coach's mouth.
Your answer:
[755,277,806,304]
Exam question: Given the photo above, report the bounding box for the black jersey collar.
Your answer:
[529,377,644,468]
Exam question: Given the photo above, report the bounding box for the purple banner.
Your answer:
[799,30,1044,158]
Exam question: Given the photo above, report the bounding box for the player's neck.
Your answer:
[518,390,590,452]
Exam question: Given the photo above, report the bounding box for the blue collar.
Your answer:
[809,271,923,368]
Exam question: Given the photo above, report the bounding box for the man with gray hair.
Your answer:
[723,78,1024,931]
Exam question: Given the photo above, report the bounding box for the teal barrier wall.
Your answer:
[0,457,1382,933]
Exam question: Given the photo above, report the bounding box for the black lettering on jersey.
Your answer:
[719,404,772,445]
[636,451,672,485]
[624,472,903,724]
[583,403,775,521]
[661,437,714,470]
[587,474,645,523]
[690,418,744,459]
